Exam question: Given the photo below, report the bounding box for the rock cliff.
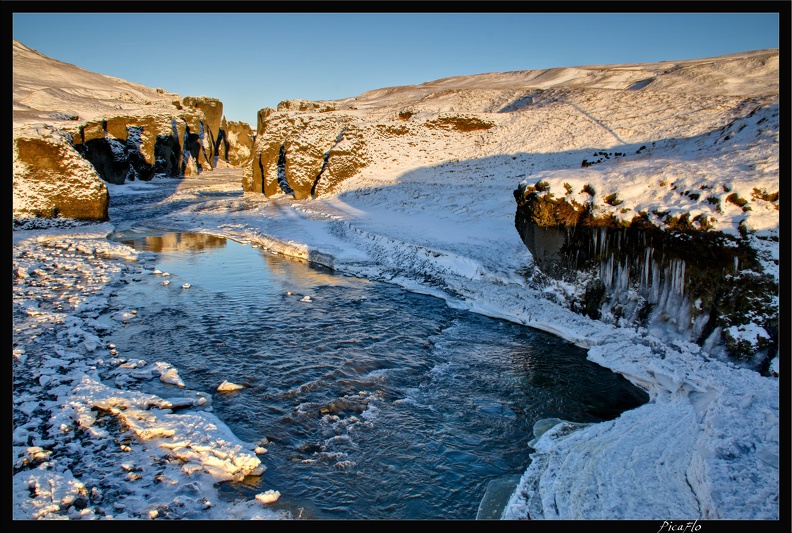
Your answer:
[217,118,255,167]
[13,128,109,220]
[512,95,779,371]
[12,41,254,222]
[247,98,498,199]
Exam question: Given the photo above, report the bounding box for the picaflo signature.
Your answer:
[657,520,701,533]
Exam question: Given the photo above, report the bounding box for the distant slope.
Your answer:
[13,40,183,129]
[340,48,779,111]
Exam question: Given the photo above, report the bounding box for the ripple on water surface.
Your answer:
[106,231,649,520]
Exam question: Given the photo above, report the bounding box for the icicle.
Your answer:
[614,258,620,290]
[655,264,672,311]
[679,260,686,296]
[619,259,630,291]
[734,256,739,274]
[600,256,607,287]
[600,227,608,255]
[680,261,686,296]
[613,260,618,290]
[650,261,661,303]
[642,247,653,288]
[600,253,615,288]
[672,259,686,296]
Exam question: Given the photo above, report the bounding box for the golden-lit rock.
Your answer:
[13,134,108,220]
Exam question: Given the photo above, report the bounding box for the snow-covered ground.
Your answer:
[12,46,780,520]
[12,161,780,520]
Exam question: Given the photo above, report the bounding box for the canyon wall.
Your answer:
[13,41,254,222]
[217,118,255,167]
[13,129,109,220]
[241,50,779,369]
[13,39,779,367]
[246,99,496,199]
[512,100,779,371]
[13,96,255,221]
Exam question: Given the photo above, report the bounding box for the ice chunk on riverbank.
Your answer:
[155,362,185,387]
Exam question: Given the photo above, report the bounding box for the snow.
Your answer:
[217,381,245,392]
[11,43,781,521]
[255,491,281,504]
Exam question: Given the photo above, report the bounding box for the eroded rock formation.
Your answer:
[13,41,255,221]
[514,153,779,371]
[246,102,498,199]
[68,98,225,184]
[217,118,255,167]
[13,130,109,220]
[248,109,360,199]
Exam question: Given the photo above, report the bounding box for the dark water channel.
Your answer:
[104,230,649,520]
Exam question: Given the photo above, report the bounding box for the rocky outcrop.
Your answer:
[514,156,779,372]
[13,130,109,220]
[67,98,229,184]
[13,41,257,221]
[216,118,255,167]
[276,99,338,113]
[181,96,224,167]
[70,112,182,184]
[246,101,498,199]
[14,101,254,220]
[247,107,363,199]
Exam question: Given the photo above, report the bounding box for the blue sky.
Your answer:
[12,12,781,124]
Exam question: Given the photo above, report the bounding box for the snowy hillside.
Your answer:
[13,40,182,130]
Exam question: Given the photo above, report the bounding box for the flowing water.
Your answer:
[104,229,649,520]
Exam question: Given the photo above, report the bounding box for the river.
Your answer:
[102,227,649,520]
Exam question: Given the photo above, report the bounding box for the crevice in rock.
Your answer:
[277,144,294,196]
[182,126,202,174]
[311,128,346,198]
[154,134,181,177]
[199,121,215,170]
[124,126,154,182]
[215,128,229,164]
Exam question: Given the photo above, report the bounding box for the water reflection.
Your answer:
[120,232,227,253]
